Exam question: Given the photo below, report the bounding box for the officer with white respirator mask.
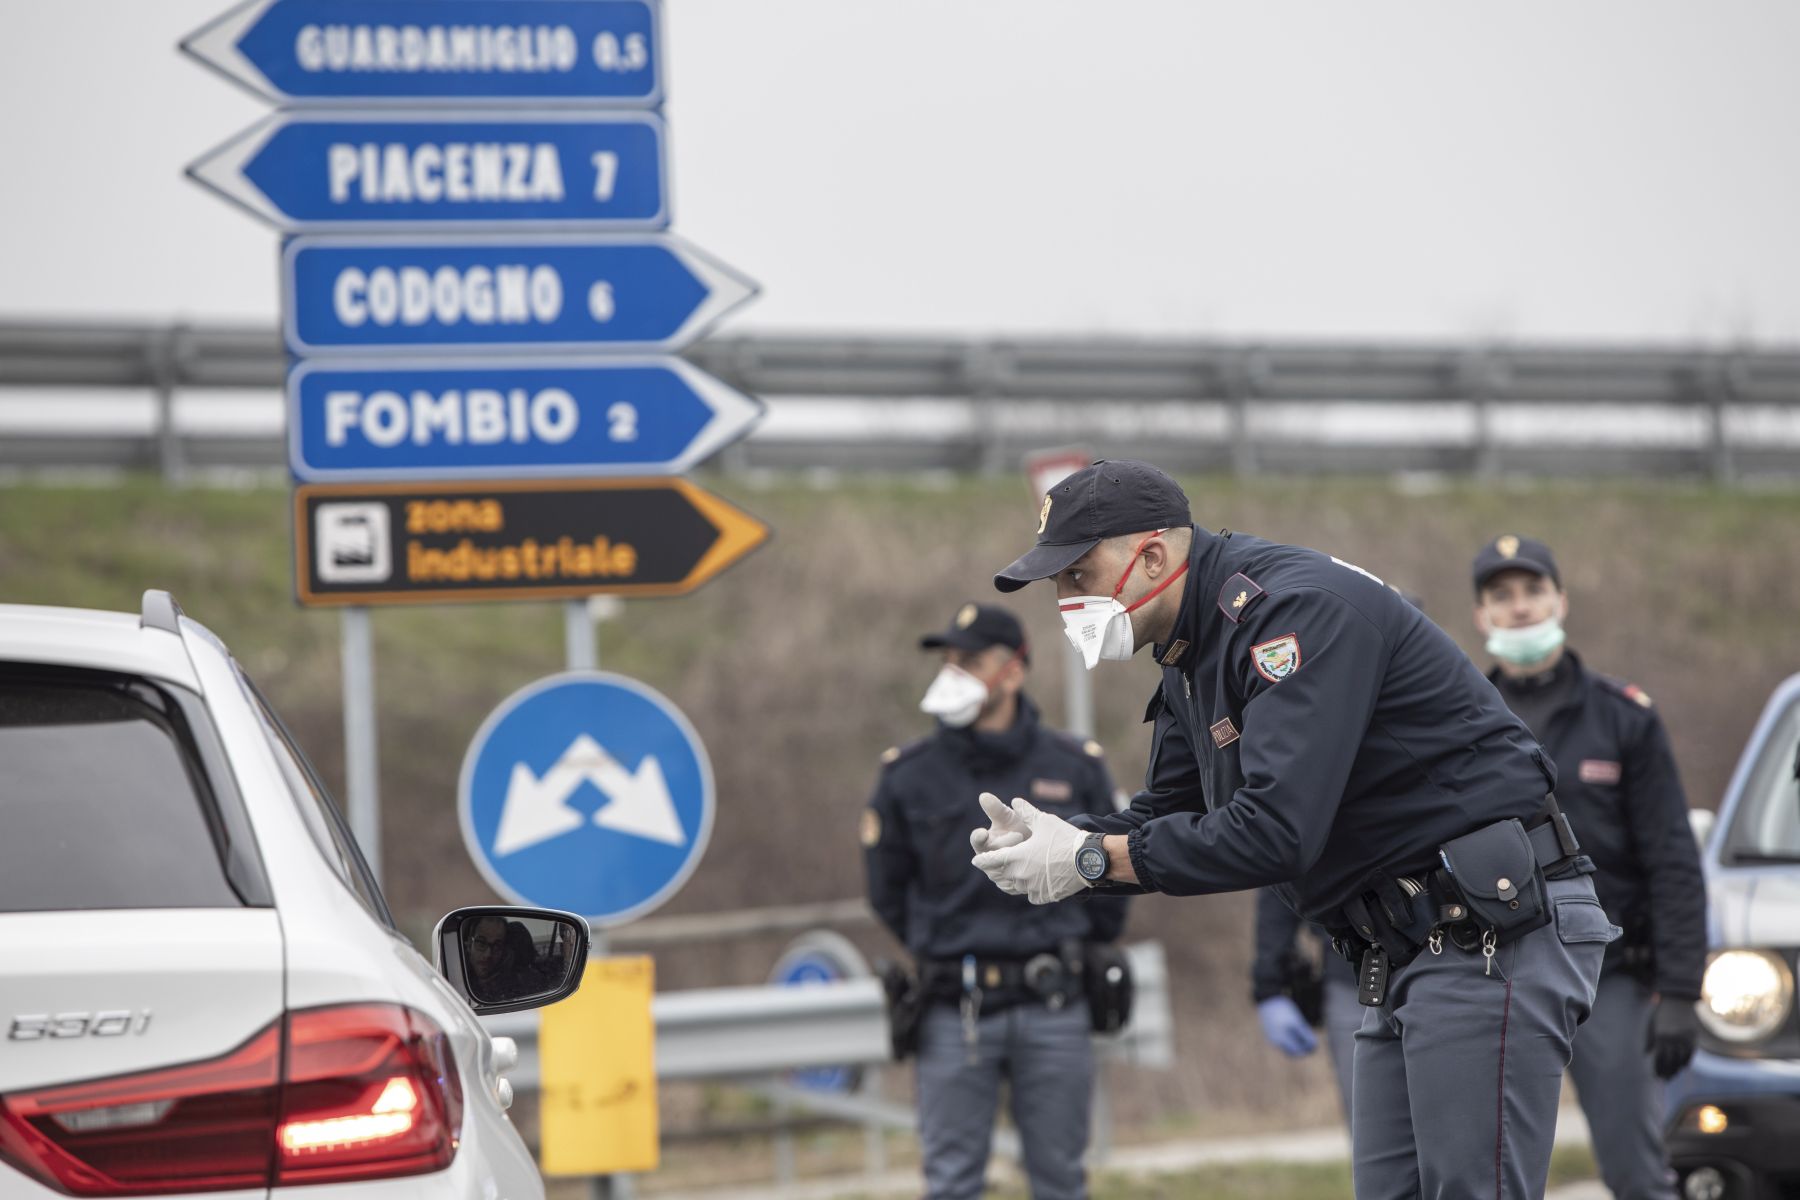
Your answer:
[970,460,1613,1200]
[861,602,1129,1200]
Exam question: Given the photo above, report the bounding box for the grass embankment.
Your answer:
[3,471,1795,1145]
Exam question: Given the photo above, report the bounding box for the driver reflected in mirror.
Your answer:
[464,914,558,1004]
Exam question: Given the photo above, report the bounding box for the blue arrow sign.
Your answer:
[459,672,713,926]
[182,0,662,105]
[187,111,667,230]
[288,356,764,482]
[282,234,756,354]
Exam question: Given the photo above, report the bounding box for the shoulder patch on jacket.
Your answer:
[1595,674,1656,710]
[879,739,930,769]
[1251,633,1302,682]
[1219,573,1267,623]
[1047,729,1106,759]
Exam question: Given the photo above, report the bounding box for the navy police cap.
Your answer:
[1471,534,1562,594]
[919,602,1027,660]
[994,460,1191,593]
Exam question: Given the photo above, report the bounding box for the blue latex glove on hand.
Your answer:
[1257,996,1318,1058]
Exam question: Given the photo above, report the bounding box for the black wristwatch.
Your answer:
[1075,833,1109,883]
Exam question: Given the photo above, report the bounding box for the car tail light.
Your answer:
[275,1004,462,1187]
[0,1004,461,1195]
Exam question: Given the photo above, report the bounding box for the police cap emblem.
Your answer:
[1497,534,1520,559]
[956,604,979,629]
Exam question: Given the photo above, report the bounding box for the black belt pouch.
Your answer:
[1438,818,1552,944]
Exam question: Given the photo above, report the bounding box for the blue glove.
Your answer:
[1257,996,1318,1058]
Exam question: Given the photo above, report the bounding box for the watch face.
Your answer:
[1077,845,1107,881]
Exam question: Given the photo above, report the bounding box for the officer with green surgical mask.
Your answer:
[1473,534,1707,1200]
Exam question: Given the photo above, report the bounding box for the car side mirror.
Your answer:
[433,906,589,1016]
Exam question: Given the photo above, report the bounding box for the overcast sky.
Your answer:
[2,1,1797,342]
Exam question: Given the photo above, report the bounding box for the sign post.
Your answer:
[1024,447,1095,737]
[339,606,379,881]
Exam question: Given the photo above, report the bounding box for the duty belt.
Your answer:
[923,955,1044,997]
[1326,794,1588,972]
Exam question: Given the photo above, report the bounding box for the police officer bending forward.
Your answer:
[1473,535,1706,1200]
[971,460,1611,1200]
[863,602,1129,1200]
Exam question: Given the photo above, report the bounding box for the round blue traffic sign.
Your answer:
[458,671,713,926]
[769,931,871,1094]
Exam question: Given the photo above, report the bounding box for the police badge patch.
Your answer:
[860,808,882,847]
[1251,634,1301,682]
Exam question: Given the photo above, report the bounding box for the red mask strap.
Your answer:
[1109,531,1162,600]
[1112,531,1189,614]
[1124,557,1189,615]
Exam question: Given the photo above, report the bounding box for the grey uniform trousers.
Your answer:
[1321,967,1362,1122]
[916,1000,1093,1200]
[1568,970,1678,1200]
[1352,875,1614,1200]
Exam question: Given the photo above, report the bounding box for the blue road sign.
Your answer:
[282,234,756,354]
[459,672,713,926]
[182,0,662,105]
[187,111,667,230]
[288,356,764,482]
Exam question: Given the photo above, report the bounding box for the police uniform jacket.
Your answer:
[863,695,1130,961]
[1489,652,1707,998]
[1073,526,1555,925]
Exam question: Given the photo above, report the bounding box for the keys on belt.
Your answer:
[960,955,982,1064]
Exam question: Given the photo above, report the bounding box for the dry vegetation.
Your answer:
[4,469,1797,1147]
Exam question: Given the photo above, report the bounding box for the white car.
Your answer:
[0,592,583,1198]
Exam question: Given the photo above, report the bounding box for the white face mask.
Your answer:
[1059,597,1137,670]
[1059,530,1190,671]
[919,664,989,728]
[1485,615,1566,668]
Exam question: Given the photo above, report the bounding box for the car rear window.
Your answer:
[0,671,247,911]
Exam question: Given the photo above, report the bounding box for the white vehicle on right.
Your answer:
[1667,672,1800,1200]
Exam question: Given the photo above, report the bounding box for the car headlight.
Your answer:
[1698,949,1795,1044]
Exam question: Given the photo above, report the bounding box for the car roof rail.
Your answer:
[141,589,184,635]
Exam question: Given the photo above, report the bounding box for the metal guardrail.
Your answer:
[5,319,1800,479]
[483,940,1174,1089]
[606,898,873,950]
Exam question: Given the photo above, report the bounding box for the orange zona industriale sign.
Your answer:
[292,477,768,607]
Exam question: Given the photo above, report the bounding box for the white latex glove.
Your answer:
[970,798,1091,904]
[968,791,1032,854]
